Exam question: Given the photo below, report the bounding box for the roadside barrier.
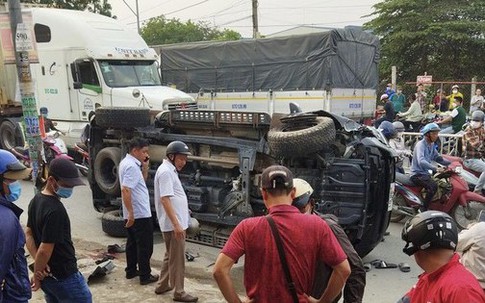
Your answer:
[401,132,463,156]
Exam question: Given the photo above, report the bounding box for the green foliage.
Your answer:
[21,0,113,17]
[140,16,241,45]
[364,0,485,83]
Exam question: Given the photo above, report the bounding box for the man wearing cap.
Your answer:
[446,84,464,111]
[25,157,92,302]
[154,141,198,302]
[374,94,395,128]
[0,150,32,302]
[213,165,350,303]
[118,137,158,285]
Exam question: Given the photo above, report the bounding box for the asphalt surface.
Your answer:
[15,179,419,302]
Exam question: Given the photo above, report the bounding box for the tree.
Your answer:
[364,0,485,83]
[141,16,241,45]
[22,0,113,17]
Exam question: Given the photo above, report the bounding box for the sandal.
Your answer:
[399,263,411,272]
[363,263,372,272]
[375,261,397,269]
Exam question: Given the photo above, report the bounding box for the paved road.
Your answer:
[16,179,419,303]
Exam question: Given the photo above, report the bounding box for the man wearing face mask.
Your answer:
[390,85,406,113]
[437,96,466,134]
[25,158,92,302]
[0,150,32,303]
[462,110,485,195]
[446,84,464,111]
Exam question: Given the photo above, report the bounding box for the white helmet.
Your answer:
[380,94,389,101]
[292,178,314,209]
[186,217,200,236]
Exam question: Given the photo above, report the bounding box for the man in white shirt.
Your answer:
[154,141,198,302]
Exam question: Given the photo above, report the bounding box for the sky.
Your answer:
[110,0,382,38]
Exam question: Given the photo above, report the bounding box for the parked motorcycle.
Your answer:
[391,163,485,229]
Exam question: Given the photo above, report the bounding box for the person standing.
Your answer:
[292,178,365,303]
[438,96,466,134]
[213,165,350,303]
[462,110,485,194]
[410,123,451,211]
[470,88,484,114]
[25,158,92,302]
[385,83,395,100]
[398,211,485,302]
[0,150,32,303]
[446,84,464,111]
[390,86,405,113]
[118,137,158,285]
[154,141,198,302]
[415,83,428,113]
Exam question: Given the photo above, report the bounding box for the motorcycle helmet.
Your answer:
[421,122,440,136]
[380,94,389,101]
[292,178,314,209]
[392,121,405,133]
[0,150,31,180]
[378,121,396,140]
[471,110,485,122]
[166,141,191,156]
[39,107,48,115]
[401,211,458,256]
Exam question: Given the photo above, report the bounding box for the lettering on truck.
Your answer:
[349,103,362,109]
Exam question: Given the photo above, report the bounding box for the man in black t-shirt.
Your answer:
[25,158,92,302]
[374,94,396,128]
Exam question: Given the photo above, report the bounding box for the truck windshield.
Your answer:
[99,60,161,87]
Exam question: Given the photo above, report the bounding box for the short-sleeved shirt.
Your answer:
[450,106,466,133]
[399,254,485,302]
[221,205,347,303]
[154,159,190,232]
[27,193,77,279]
[384,100,395,121]
[118,153,151,219]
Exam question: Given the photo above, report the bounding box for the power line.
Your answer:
[127,0,210,25]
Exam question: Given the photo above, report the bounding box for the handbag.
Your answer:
[265,215,299,303]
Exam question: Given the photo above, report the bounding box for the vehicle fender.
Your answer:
[459,191,485,205]
[395,183,423,206]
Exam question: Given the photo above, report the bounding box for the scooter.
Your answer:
[391,163,485,229]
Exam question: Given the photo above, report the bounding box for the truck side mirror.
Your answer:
[73,82,83,89]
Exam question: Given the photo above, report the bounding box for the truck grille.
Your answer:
[167,102,198,110]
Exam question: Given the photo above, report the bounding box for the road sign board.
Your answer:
[416,75,433,86]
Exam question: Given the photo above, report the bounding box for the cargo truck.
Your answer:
[0,7,196,151]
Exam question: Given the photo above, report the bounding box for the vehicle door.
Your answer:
[70,58,103,121]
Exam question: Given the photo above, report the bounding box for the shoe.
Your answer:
[125,270,140,279]
[173,292,198,302]
[140,274,159,285]
[155,285,173,295]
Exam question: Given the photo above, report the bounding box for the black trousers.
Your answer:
[125,217,154,280]
[410,174,437,210]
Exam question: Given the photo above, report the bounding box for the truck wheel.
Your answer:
[101,210,127,237]
[94,147,121,196]
[0,120,19,150]
[95,107,150,129]
[267,116,336,157]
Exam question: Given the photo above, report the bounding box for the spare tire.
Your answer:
[0,120,20,150]
[95,107,150,129]
[267,116,336,157]
[101,210,127,237]
[94,147,122,196]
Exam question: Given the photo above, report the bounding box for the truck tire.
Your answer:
[94,147,121,196]
[95,107,150,129]
[267,116,336,157]
[0,120,19,150]
[101,210,127,237]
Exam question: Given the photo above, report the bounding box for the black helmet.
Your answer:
[166,141,191,156]
[471,110,485,122]
[392,121,405,133]
[401,211,458,256]
[40,107,48,114]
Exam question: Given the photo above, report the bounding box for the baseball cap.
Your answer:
[261,165,293,190]
[0,150,31,180]
[49,157,85,187]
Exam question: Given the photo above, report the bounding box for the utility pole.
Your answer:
[8,0,43,180]
[252,0,259,38]
[135,0,140,34]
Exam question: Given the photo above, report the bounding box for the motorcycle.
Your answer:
[391,163,485,229]
[73,141,90,177]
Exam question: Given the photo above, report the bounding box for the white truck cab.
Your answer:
[0,8,196,149]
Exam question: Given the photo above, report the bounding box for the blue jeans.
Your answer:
[41,271,92,303]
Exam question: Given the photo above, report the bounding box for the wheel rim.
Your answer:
[453,202,485,229]
[1,127,16,150]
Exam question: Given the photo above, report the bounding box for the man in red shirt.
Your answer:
[399,211,485,303]
[213,165,350,303]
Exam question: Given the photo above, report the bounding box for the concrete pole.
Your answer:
[135,0,140,34]
[8,0,43,180]
[252,0,259,38]
[391,66,397,90]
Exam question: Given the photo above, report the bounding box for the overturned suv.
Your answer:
[88,105,394,257]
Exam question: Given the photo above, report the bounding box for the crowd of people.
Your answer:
[2,132,485,302]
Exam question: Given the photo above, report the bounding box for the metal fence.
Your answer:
[401,132,464,156]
